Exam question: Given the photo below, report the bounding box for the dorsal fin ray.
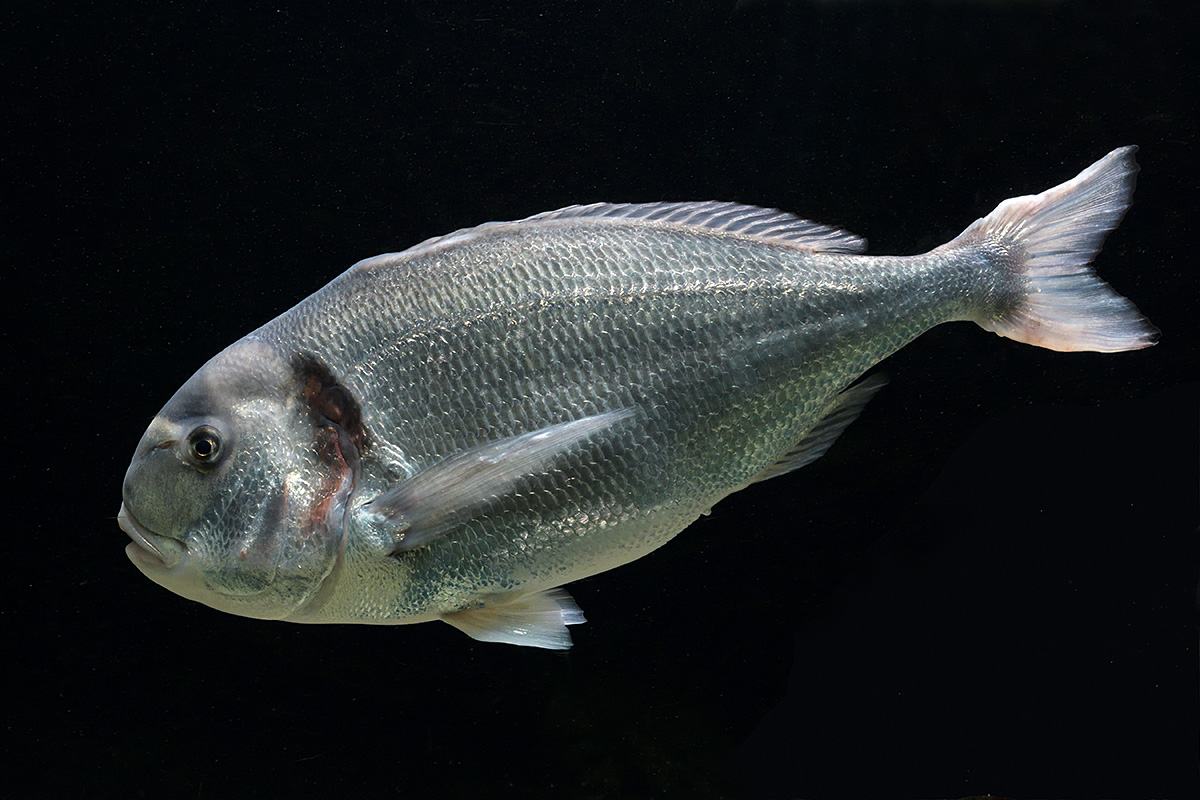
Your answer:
[402,201,867,258]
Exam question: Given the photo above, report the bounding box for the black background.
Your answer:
[6,1,1197,798]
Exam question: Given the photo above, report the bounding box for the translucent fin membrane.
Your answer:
[952,146,1158,353]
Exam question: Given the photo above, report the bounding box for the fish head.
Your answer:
[120,338,358,620]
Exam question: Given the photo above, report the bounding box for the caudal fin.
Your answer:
[948,146,1158,352]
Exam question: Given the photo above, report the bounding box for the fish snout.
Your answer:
[118,502,187,569]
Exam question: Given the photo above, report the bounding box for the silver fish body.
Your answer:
[120,147,1156,648]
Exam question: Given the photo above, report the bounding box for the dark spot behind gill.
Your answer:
[293,352,371,455]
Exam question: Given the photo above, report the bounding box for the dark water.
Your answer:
[7,1,1197,797]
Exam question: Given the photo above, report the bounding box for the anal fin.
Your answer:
[750,374,886,484]
[442,588,585,650]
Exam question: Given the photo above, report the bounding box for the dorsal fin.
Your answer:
[402,201,867,258]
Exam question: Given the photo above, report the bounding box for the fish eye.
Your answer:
[186,426,223,465]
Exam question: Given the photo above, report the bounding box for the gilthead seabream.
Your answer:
[119,147,1156,648]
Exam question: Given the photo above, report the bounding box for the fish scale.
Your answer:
[255,226,1019,620]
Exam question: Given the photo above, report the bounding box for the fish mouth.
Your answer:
[118,503,187,569]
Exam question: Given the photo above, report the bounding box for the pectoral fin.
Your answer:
[364,408,636,552]
[442,588,585,650]
[750,375,886,484]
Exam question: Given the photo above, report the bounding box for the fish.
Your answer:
[119,146,1156,649]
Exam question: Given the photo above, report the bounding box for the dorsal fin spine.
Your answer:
[400,201,867,258]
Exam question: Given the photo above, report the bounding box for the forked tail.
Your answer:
[945,146,1158,352]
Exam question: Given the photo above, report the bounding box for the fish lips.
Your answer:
[118,503,187,570]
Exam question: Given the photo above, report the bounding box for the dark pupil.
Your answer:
[192,436,216,459]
